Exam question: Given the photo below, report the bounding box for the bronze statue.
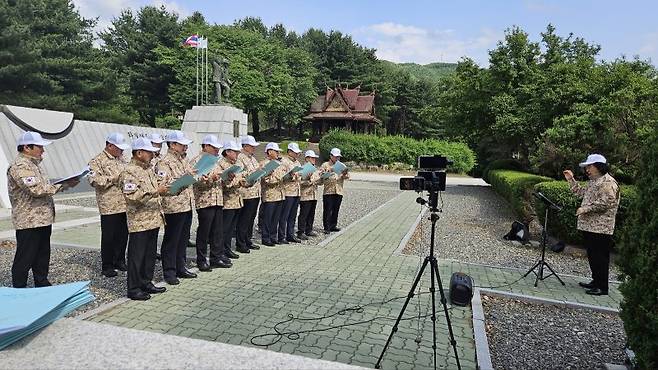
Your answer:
[212,55,232,104]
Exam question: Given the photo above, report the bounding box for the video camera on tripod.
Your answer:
[399,155,452,192]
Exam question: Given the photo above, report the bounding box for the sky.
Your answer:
[72,0,658,66]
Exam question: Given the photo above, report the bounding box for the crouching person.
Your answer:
[121,138,168,301]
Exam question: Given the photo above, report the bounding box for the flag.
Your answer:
[198,37,208,49]
[182,34,199,47]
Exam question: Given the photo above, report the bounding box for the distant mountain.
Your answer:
[382,61,458,81]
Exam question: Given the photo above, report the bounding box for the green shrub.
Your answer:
[533,181,638,245]
[488,170,553,221]
[318,130,476,173]
[482,159,524,183]
[617,129,658,369]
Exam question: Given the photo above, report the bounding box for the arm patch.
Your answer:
[123,183,137,193]
[22,176,38,186]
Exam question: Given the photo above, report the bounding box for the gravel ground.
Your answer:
[482,295,627,369]
[403,186,620,277]
[1,181,400,315]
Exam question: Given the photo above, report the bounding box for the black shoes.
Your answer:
[287,236,302,243]
[198,262,213,272]
[277,239,290,244]
[323,229,331,234]
[143,283,166,294]
[579,281,596,289]
[262,240,275,247]
[165,277,180,285]
[102,269,118,278]
[128,291,151,301]
[236,247,251,254]
[585,288,608,296]
[297,233,308,240]
[177,270,197,279]
[114,261,128,272]
[305,231,318,237]
[330,227,341,232]
[225,250,240,259]
[249,244,261,250]
[210,260,233,268]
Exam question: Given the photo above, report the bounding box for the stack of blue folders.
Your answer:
[0,281,95,350]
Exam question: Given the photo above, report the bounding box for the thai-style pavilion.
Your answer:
[303,85,381,138]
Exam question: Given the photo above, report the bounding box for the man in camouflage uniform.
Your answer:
[278,143,303,243]
[236,135,261,252]
[121,138,168,300]
[190,135,231,271]
[156,131,197,285]
[563,154,620,296]
[88,133,130,278]
[219,140,244,259]
[148,133,164,170]
[8,132,79,288]
[321,148,350,234]
[297,150,322,239]
[260,143,285,246]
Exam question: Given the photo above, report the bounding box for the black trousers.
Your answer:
[279,196,300,240]
[261,200,283,244]
[161,211,192,280]
[257,201,264,231]
[223,208,240,253]
[100,212,128,271]
[237,198,259,249]
[323,194,343,231]
[582,231,613,291]
[298,200,317,235]
[195,206,223,265]
[127,227,159,295]
[12,225,52,288]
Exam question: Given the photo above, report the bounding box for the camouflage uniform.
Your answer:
[121,157,165,295]
[568,172,620,293]
[260,158,286,244]
[298,164,322,236]
[219,156,243,254]
[320,161,349,232]
[7,153,64,287]
[155,150,194,280]
[190,153,225,265]
[278,155,302,241]
[236,151,260,251]
[88,149,129,272]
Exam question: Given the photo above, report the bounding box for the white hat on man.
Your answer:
[287,142,302,154]
[148,133,164,144]
[165,131,193,145]
[304,150,319,158]
[223,140,241,152]
[241,135,260,147]
[132,137,160,152]
[330,148,342,157]
[106,132,130,150]
[17,131,52,146]
[265,142,282,152]
[579,154,607,167]
[202,134,223,149]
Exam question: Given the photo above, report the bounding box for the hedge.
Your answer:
[482,159,524,183]
[533,181,638,245]
[487,170,553,220]
[318,130,476,173]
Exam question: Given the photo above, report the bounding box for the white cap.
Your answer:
[287,142,302,153]
[223,140,241,152]
[165,130,193,145]
[106,132,130,150]
[17,131,52,146]
[304,150,319,158]
[579,154,607,167]
[265,142,282,152]
[148,133,164,144]
[202,134,222,149]
[330,148,342,157]
[132,137,160,152]
[241,135,260,147]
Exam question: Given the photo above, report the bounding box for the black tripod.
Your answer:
[523,192,566,287]
[375,193,461,370]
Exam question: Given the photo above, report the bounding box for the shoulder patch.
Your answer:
[123,183,137,192]
[157,170,167,177]
[22,176,38,186]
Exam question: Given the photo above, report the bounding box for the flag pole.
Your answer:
[196,39,199,107]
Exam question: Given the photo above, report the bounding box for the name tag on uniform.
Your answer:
[157,170,167,177]
[123,183,137,192]
[22,176,37,186]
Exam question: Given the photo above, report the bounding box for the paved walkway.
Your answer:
[349,172,488,186]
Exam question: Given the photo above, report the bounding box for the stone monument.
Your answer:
[182,53,248,144]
